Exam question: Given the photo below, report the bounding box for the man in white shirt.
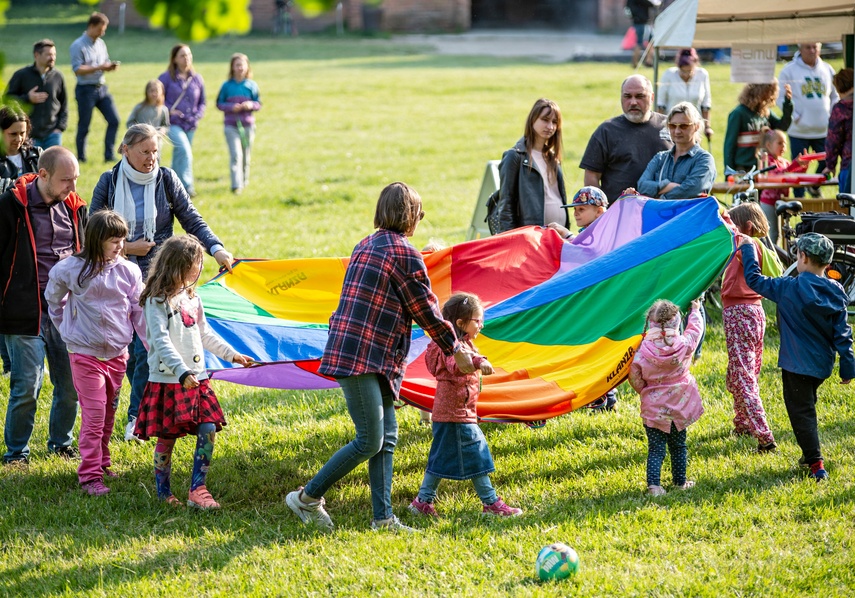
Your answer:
[777,43,839,198]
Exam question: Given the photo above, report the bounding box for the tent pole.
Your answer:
[653,50,660,113]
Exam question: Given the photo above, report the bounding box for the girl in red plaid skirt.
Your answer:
[135,236,252,509]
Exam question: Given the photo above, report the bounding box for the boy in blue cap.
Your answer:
[739,232,855,481]
[547,185,608,241]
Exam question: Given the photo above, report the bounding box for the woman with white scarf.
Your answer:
[90,123,233,442]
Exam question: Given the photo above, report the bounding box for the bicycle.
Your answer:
[780,193,855,316]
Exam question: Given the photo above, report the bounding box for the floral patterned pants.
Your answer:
[723,304,775,445]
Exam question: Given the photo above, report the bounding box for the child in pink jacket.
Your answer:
[629,298,704,496]
[408,292,522,518]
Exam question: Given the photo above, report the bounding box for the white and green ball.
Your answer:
[535,542,579,581]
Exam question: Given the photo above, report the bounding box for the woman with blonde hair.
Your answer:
[723,80,792,172]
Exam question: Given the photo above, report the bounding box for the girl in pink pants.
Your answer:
[45,211,146,496]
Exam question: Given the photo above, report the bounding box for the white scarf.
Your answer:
[114,156,158,241]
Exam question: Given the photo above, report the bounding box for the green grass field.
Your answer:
[1,5,854,597]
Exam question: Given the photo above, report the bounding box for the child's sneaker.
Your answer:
[757,441,777,453]
[81,480,110,496]
[102,467,119,478]
[482,498,523,516]
[647,485,666,496]
[809,460,828,482]
[408,498,439,518]
[370,515,420,533]
[675,480,695,490]
[286,487,334,532]
[419,410,432,425]
[187,485,221,509]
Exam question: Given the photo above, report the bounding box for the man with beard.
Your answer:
[580,75,672,204]
[0,146,85,465]
[4,39,68,149]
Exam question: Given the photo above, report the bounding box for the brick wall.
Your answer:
[346,0,471,32]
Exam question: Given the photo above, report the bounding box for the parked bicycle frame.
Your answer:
[780,193,855,316]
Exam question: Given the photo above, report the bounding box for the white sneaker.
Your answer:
[124,418,142,442]
[371,515,420,533]
[286,487,334,532]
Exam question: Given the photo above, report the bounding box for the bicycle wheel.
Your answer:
[784,252,855,317]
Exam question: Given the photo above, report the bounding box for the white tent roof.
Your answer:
[653,0,855,48]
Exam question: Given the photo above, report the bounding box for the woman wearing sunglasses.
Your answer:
[637,102,717,199]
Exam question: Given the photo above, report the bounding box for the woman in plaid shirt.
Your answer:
[287,182,475,532]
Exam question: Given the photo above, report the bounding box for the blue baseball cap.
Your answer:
[562,186,609,209]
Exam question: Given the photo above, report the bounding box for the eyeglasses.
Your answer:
[668,123,693,131]
[418,210,425,221]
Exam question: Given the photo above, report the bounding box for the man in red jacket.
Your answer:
[0,146,86,465]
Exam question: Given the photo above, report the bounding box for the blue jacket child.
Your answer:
[740,232,855,481]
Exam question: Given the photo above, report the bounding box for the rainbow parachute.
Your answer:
[201,195,734,422]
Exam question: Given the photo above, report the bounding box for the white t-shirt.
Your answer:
[531,150,564,226]
[7,153,23,174]
[657,67,712,115]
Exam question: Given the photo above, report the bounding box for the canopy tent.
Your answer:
[652,0,855,49]
[651,0,855,195]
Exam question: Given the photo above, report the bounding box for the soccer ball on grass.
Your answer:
[535,542,579,581]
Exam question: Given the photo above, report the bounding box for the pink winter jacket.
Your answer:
[628,307,704,433]
[425,335,485,424]
[45,255,146,360]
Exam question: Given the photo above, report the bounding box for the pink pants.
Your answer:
[723,304,775,445]
[69,352,128,485]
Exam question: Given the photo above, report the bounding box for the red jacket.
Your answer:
[0,173,87,335]
[426,336,485,423]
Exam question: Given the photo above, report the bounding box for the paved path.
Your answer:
[392,30,628,63]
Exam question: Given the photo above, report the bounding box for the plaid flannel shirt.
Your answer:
[319,229,460,396]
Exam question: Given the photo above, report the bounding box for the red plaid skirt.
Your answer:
[135,380,226,440]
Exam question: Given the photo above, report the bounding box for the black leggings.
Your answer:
[645,422,688,486]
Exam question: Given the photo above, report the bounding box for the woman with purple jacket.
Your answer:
[158,44,205,197]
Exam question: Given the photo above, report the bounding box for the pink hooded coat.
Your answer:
[628,307,704,433]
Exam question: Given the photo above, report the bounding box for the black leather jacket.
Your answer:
[497,137,568,233]
[0,145,41,194]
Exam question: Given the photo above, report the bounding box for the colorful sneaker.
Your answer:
[125,417,143,443]
[757,441,778,453]
[408,498,439,518]
[286,487,334,532]
[187,485,221,509]
[370,515,420,533]
[809,460,828,482]
[81,480,110,496]
[102,467,119,478]
[647,485,666,496]
[482,498,523,516]
[164,495,183,508]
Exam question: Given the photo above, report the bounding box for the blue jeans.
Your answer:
[124,332,148,422]
[74,84,119,161]
[418,472,497,505]
[304,374,398,521]
[224,125,255,190]
[789,137,827,198]
[33,132,63,150]
[168,125,196,193]
[839,168,851,196]
[3,312,78,461]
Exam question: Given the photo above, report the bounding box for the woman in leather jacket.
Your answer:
[497,98,568,233]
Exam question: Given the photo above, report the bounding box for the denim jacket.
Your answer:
[637,144,716,199]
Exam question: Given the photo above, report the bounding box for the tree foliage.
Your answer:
[133,0,252,41]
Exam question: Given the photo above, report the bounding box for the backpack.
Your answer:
[484,189,501,236]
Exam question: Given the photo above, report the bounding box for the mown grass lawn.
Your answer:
[1,5,853,597]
